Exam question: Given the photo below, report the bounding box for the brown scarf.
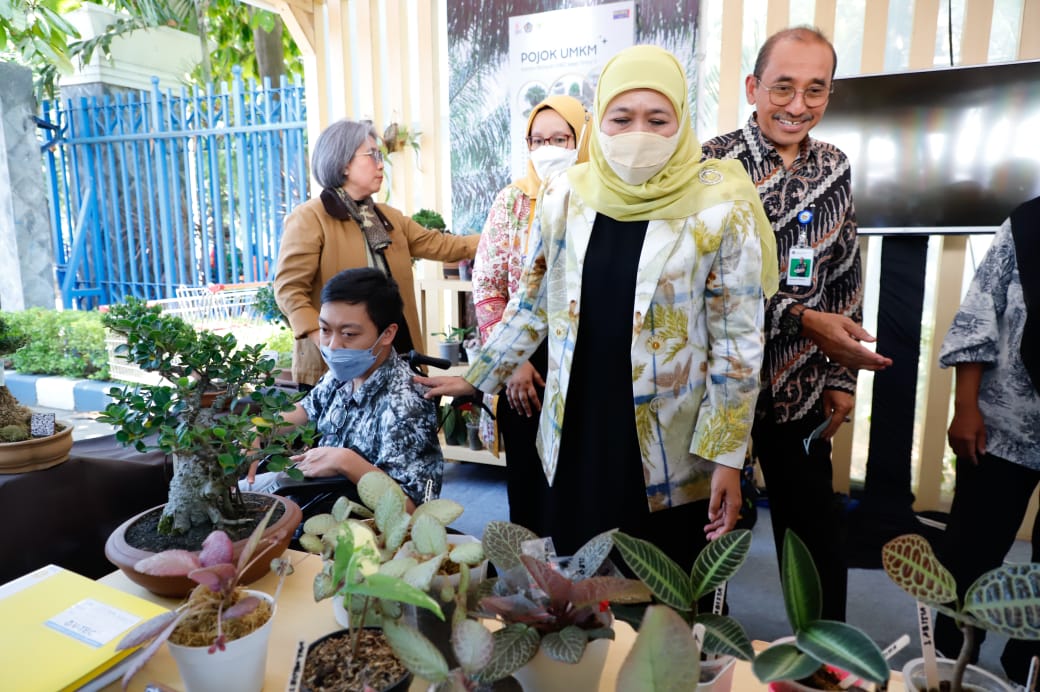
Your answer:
[320,187,393,253]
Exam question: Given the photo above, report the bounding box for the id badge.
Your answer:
[786,246,814,286]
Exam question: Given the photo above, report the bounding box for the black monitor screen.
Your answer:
[812,59,1040,234]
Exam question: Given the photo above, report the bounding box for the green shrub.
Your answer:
[2,308,110,380]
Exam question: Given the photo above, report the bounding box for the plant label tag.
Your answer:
[30,412,56,437]
[45,599,142,648]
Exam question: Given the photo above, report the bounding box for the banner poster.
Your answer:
[506,2,635,179]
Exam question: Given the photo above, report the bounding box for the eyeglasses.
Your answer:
[756,78,832,107]
[355,148,384,164]
[525,134,574,150]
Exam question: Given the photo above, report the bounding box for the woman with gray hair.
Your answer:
[275,118,478,388]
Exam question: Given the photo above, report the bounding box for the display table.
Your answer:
[0,433,170,584]
[99,552,900,690]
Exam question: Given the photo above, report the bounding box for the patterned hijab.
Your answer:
[568,45,778,294]
[511,95,591,200]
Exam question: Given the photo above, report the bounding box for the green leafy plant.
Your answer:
[1,308,109,380]
[115,503,292,687]
[299,471,493,688]
[411,208,447,232]
[471,521,651,683]
[382,122,422,154]
[611,528,754,689]
[253,283,290,330]
[751,530,889,688]
[98,296,314,536]
[0,314,27,356]
[433,325,475,344]
[882,533,1040,691]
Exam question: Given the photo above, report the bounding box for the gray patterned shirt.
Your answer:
[939,219,1040,470]
[301,351,444,504]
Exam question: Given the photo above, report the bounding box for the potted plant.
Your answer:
[433,325,474,366]
[382,122,422,155]
[882,533,1040,691]
[752,530,889,691]
[98,297,314,596]
[612,529,755,691]
[294,471,465,691]
[469,521,652,691]
[411,209,462,279]
[114,504,290,692]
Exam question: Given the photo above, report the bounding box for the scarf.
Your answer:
[568,45,779,296]
[320,187,393,254]
[511,95,592,200]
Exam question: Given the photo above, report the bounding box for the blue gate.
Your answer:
[38,69,309,309]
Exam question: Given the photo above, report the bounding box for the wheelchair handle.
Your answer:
[407,349,453,374]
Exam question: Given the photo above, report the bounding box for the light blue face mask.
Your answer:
[319,331,385,382]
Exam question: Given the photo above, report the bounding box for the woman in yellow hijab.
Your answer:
[420,45,774,571]
[471,96,589,533]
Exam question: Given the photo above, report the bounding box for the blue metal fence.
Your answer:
[38,69,309,309]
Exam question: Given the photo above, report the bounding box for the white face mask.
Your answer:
[597,129,681,185]
[529,145,578,181]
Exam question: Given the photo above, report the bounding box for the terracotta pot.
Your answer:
[0,422,74,474]
[104,493,302,597]
[167,589,275,692]
[901,656,1013,692]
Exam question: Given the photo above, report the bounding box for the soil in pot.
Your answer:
[123,493,286,552]
[302,629,411,692]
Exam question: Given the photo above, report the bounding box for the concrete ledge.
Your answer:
[3,370,121,412]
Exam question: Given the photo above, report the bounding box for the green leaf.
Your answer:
[382,619,450,683]
[402,553,444,592]
[472,623,540,683]
[481,521,540,572]
[349,573,444,620]
[413,498,464,526]
[690,529,751,600]
[750,641,820,683]
[359,470,403,510]
[965,563,1040,639]
[412,513,448,556]
[617,605,700,692]
[797,620,889,684]
[449,540,484,567]
[540,625,588,664]
[453,619,494,675]
[612,531,694,611]
[696,613,754,661]
[781,530,821,630]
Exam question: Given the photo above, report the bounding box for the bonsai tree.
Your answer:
[752,530,889,689]
[882,533,1040,691]
[115,504,292,688]
[611,528,755,689]
[99,297,314,535]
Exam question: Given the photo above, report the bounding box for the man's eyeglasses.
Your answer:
[356,148,384,164]
[525,134,574,150]
[756,78,832,108]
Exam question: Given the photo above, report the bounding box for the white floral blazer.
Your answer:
[466,175,767,511]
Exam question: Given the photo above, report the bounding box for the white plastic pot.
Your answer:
[512,637,611,692]
[167,590,275,692]
[698,655,737,691]
[901,656,1013,692]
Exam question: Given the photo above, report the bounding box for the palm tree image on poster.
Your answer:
[447,0,700,237]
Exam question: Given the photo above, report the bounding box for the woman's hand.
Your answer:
[705,465,741,540]
[414,375,480,399]
[505,361,544,417]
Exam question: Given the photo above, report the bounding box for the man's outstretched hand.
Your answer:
[801,310,893,371]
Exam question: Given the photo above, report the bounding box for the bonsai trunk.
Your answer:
[159,451,241,535]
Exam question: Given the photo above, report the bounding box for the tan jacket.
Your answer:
[275,197,479,386]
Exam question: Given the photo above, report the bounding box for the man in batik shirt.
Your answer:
[702,26,891,621]
[246,267,442,509]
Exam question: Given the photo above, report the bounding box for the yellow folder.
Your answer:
[0,564,170,691]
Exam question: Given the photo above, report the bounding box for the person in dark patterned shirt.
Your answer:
[701,26,892,622]
[245,267,443,509]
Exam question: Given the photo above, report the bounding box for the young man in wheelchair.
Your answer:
[243,267,443,512]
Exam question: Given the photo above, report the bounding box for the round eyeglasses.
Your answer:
[756,78,832,108]
[356,148,384,164]
[525,134,574,150]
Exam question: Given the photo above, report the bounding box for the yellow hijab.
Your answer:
[511,95,591,199]
[568,45,778,295]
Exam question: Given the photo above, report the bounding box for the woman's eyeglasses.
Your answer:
[356,149,385,164]
[526,134,574,150]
